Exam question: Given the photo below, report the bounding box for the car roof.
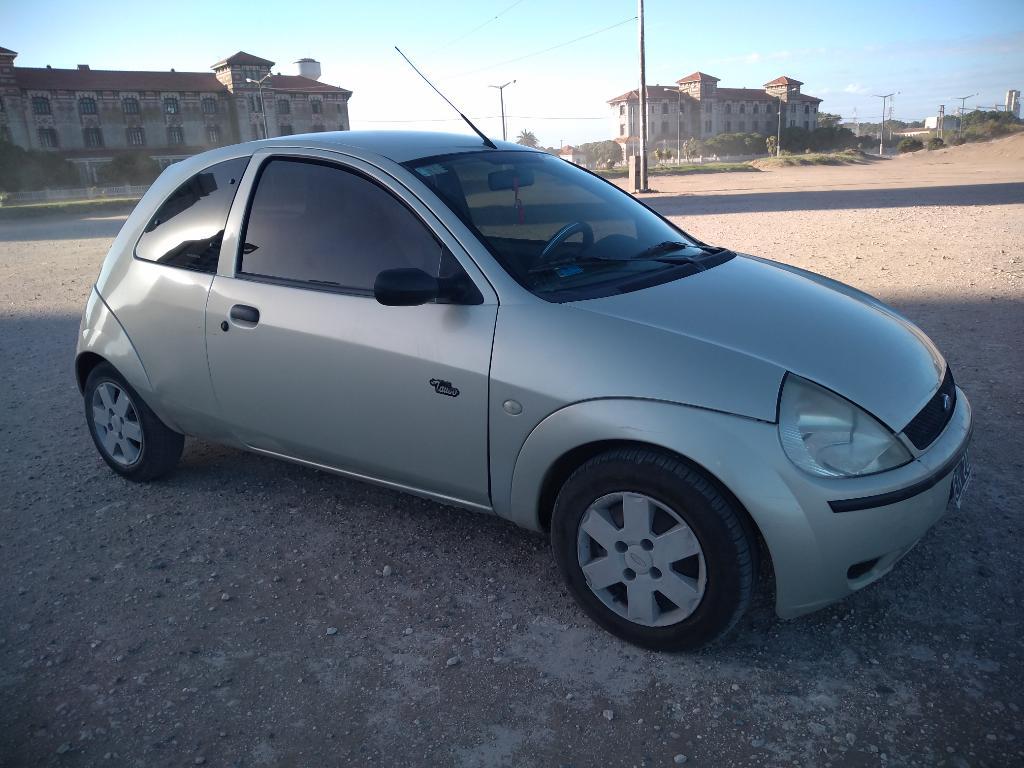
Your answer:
[258,130,535,163]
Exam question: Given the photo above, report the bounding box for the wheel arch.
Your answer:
[75,351,106,393]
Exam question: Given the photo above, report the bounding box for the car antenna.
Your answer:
[394,47,498,149]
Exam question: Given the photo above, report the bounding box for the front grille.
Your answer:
[903,367,956,450]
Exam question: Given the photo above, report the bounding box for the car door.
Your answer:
[205,149,498,509]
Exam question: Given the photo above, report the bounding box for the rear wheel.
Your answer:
[551,447,757,650]
[84,362,183,481]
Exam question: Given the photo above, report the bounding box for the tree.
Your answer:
[515,130,539,148]
[97,152,161,185]
[897,137,924,153]
[681,137,697,162]
[817,112,843,128]
[927,137,945,151]
[765,135,778,156]
[0,142,78,191]
[576,140,621,168]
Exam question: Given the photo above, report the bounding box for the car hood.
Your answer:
[574,254,945,430]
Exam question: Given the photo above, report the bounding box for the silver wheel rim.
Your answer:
[91,381,143,466]
[577,491,707,627]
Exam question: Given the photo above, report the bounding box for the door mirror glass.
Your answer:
[374,268,439,306]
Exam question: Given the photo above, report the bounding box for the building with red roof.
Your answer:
[607,71,822,160]
[0,47,352,182]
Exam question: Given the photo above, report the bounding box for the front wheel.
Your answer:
[84,362,184,481]
[551,447,758,651]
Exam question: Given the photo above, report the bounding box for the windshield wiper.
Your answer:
[632,240,694,259]
[529,256,630,274]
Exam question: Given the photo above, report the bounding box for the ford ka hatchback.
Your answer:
[76,132,972,649]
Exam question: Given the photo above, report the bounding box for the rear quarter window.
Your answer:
[135,156,251,273]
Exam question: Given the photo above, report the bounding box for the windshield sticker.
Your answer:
[415,164,447,177]
[555,265,584,278]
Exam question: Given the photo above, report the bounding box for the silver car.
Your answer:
[76,132,973,650]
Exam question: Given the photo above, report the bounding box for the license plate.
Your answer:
[949,450,973,509]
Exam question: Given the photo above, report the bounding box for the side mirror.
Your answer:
[374,268,439,306]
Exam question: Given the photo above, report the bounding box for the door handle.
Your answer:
[229,304,260,326]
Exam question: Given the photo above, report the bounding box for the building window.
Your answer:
[164,97,179,114]
[661,102,668,114]
[766,103,773,114]
[619,104,625,116]
[725,120,731,132]
[277,99,290,115]
[789,119,795,128]
[311,100,322,114]
[739,103,746,114]
[126,126,146,146]
[201,97,218,114]
[337,103,344,114]
[752,104,759,114]
[619,124,625,136]
[37,127,58,148]
[32,96,52,115]
[804,120,810,130]
[79,97,97,115]
[704,119,711,133]
[725,103,731,114]
[167,126,185,145]
[804,104,810,115]
[249,95,263,113]
[206,125,221,144]
[661,120,669,135]
[790,103,796,113]
[0,126,10,143]
[83,126,103,147]
[279,124,293,136]
[122,97,140,114]
[704,101,711,113]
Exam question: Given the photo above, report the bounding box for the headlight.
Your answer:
[778,374,912,477]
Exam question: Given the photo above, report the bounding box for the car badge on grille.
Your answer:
[941,393,952,412]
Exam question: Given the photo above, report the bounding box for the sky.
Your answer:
[3,0,1023,147]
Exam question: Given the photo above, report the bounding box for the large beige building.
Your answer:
[609,71,822,158]
[0,46,352,182]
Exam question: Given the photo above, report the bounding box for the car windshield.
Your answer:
[403,150,732,301]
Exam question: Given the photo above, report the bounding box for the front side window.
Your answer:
[311,100,322,114]
[404,151,730,302]
[167,126,184,145]
[126,126,146,146]
[206,125,221,144]
[136,156,250,273]
[123,97,140,114]
[32,96,51,115]
[202,97,218,114]
[79,97,97,115]
[164,97,179,114]
[277,98,290,115]
[239,158,445,293]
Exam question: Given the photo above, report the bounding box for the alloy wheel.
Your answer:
[91,381,144,466]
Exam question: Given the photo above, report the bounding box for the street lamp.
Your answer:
[775,87,795,157]
[489,80,515,141]
[954,93,977,140]
[873,92,896,155]
[246,73,272,139]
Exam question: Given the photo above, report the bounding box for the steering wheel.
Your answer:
[537,221,595,264]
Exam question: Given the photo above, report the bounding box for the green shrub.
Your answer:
[897,138,924,153]
[97,153,161,185]
[926,137,945,150]
[950,136,966,146]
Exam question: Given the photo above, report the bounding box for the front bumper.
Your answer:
[748,387,973,618]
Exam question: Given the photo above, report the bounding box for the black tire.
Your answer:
[551,447,758,651]
[83,362,184,481]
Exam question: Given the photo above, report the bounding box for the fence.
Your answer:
[6,185,150,204]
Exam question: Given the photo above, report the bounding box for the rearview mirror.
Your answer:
[488,167,535,191]
[374,268,439,306]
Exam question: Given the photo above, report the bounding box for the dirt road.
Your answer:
[2,137,1022,767]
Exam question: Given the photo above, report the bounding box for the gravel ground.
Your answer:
[2,137,1023,768]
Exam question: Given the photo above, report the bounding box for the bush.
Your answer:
[97,152,161,185]
[950,136,966,146]
[926,137,945,150]
[897,138,924,153]
[0,143,79,191]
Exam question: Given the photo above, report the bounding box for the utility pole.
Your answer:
[776,94,783,157]
[955,93,976,139]
[246,73,272,138]
[637,0,649,191]
[676,89,681,164]
[853,106,859,137]
[873,92,894,155]
[937,104,944,140]
[488,80,515,141]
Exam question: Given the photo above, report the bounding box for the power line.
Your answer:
[433,0,527,52]
[445,16,637,79]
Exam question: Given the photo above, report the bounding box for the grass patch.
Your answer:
[596,162,760,179]
[0,197,140,219]
[750,149,878,169]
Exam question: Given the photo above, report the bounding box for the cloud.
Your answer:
[843,83,869,94]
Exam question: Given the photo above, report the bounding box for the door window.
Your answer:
[238,158,445,293]
[135,156,250,273]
